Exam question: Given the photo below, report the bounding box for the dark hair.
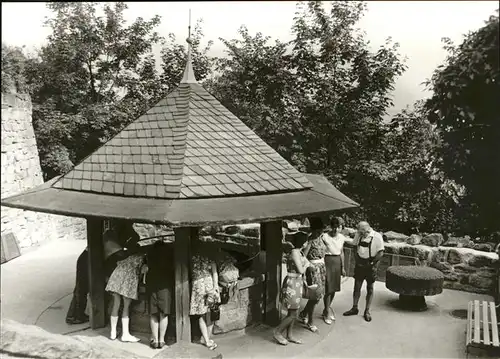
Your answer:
[309,217,324,231]
[288,231,308,249]
[330,216,345,230]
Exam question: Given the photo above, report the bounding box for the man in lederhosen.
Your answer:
[343,221,384,322]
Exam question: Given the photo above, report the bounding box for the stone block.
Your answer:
[407,234,422,245]
[447,249,466,265]
[473,243,494,252]
[453,263,477,273]
[429,261,453,272]
[468,274,494,289]
[383,231,409,243]
[422,233,444,247]
[399,244,433,261]
[468,254,496,268]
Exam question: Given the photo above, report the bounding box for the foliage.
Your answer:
[425,11,500,234]
[207,1,410,230]
[23,2,215,180]
[1,44,28,94]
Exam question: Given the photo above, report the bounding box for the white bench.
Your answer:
[466,300,500,358]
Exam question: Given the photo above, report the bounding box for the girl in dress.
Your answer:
[273,230,309,346]
[321,216,349,324]
[105,223,146,342]
[298,217,326,332]
[190,241,220,351]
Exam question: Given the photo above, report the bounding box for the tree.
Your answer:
[1,44,28,94]
[425,11,500,234]
[208,1,407,230]
[25,2,163,179]
[206,26,298,162]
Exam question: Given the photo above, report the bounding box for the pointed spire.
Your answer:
[181,9,198,84]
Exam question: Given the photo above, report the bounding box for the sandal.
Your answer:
[206,340,218,351]
[287,337,303,344]
[158,342,167,349]
[322,314,333,325]
[150,340,159,349]
[306,323,318,333]
[273,332,288,346]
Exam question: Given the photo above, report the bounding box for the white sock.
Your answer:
[110,316,118,339]
[121,317,140,342]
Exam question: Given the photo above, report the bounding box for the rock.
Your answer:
[447,249,466,265]
[399,244,433,261]
[429,261,453,272]
[432,248,448,263]
[241,225,260,238]
[407,234,422,245]
[442,236,474,248]
[473,243,494,252]
[224,226,241,235]
[422,233,444,247]
[1,319,145,358]
[468,255,496,268]
[454,264,477,273]
[468,274,494,289]
[383,231,409,243]
[444,273,459,282]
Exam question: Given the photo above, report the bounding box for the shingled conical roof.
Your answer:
[52,41,312,199]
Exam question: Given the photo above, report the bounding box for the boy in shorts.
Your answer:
[145,240,174,349]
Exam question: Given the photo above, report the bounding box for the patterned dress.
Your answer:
[305,234,326,299]
[190,254,220,315]
[105,254,145,300]
[280,249,307,310]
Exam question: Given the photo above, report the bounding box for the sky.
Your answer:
[1,1,498,117]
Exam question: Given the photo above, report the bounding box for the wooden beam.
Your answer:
[86,218,106,329]
[261,221,283,326]
[173,227,194,344]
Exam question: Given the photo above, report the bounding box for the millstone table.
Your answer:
[386,266,444,311]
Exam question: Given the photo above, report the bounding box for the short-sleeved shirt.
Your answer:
[322,233,346,255]
[353,230,384,259]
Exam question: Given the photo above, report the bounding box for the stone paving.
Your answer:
[1,238,496,358]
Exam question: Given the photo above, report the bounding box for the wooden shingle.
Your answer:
[51,74,312,200]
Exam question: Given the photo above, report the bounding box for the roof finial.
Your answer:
[181,9,198,84]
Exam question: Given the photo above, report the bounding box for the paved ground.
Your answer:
[1,238,496,358]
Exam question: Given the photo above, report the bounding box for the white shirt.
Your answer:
[353,230,384,259]
[322,233,346,255]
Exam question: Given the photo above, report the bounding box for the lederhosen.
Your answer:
[354,236,378,284]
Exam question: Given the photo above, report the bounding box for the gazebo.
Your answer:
[1,36,358,346]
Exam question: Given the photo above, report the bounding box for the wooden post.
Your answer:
[86,218,106,329]
[261,221,283,326]
[173,227,193,344]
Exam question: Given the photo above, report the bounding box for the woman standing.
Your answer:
[321,217,348,325]
[273,230,309,346]
[190,241,220,351]
[298,217,326,332]
[105,223,146,342]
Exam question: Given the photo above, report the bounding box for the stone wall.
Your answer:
[1,93,86,248]
[213,223,499,296]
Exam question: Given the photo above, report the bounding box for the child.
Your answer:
[145,240,174,349]
[105,223,145,342]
